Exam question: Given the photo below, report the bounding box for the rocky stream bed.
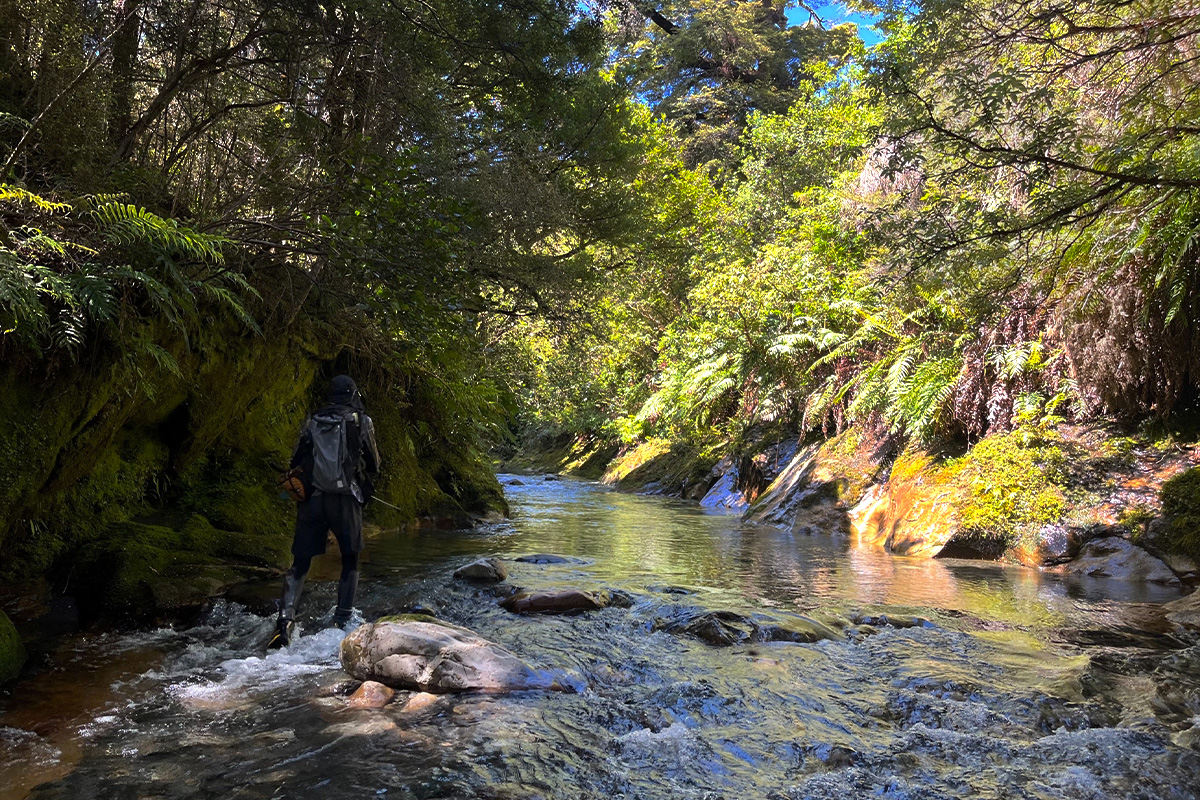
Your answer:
[1,476,1197,800]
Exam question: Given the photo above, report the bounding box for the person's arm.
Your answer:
[290,417,312,470]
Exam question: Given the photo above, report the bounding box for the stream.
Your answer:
[2,475,1198,799]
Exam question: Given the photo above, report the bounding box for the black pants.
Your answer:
[289,493,362,581]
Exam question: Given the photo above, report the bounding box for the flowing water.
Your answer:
[2,476,1199,800]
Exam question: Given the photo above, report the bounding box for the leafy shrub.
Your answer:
[945,432,1067,541]
[1160,468,1200,561]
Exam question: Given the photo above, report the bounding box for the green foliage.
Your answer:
[1117,503,1156,542]
[943,432,1068,541]
[611,0,862,167]
[1160,467,1200,561]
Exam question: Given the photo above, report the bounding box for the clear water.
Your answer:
[2,476,1198,800]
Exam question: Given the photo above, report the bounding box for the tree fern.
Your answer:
[889,356,962,440]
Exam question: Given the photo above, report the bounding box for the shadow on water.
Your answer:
[2,475,1198,800]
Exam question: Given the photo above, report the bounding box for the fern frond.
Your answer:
[89,202,228,264]
[0,184,71,214]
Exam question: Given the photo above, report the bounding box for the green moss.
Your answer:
[811,428,879,502]
[1117,502,1156,542]
[946,432,1067,541]
[1160,467,1200,561]
[885,432,1069,547]
[889,447,936,484]
[71,515,276,620]
[603,436,720,493]
[2,305,510,605]
[505,432,620,479]
[0,611,26,684]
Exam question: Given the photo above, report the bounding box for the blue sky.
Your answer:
[787,2,884,46]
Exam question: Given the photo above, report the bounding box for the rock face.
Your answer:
[1158,552,1199,582]
[1054,537,1181,584]
[340,619,555,693]
[850,481,962,558]
[747,431,882,536]
[453,557,508,582]
[0,611,26,684]
[1008,523,1082,567]
[347,680,395,708]
[500,589,631,615]
[1164,590,1200,631]
[699,441,803,512]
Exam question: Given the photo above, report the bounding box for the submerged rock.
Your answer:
[453,557,508,582]
[500,589,631,615]
[1054,537,1180,585]
[340,619,556,693]
[347,680,395,709]
[514,553,580,564]
[852,613,933,630]
[655,608,841,647]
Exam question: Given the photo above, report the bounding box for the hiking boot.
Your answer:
[267,617,295,649]
[332,606,354,630]
[332,569,359,629]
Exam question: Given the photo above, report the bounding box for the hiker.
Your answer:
[270,375,381,649]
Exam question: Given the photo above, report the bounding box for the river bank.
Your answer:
[506,423,1200,592]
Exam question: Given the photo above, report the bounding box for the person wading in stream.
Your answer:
[269,375,381,649]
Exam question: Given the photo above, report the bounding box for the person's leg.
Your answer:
[270,496,329,648]
[280,554,313,622]
[333,549,360,626]
[329,495,364,627]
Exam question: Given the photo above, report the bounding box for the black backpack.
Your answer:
[308,410,361,495]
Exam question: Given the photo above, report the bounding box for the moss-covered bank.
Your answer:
[0,314,506,622]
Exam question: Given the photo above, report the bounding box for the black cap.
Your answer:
[327,374,358,404]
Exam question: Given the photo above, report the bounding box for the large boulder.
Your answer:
[340,618,555,693]
[0,611,25,684]
[453,557,508,582]
[1054,537,1181,584]
[500,589,631,615]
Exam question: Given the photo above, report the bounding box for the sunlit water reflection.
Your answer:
[2,475,1197,799]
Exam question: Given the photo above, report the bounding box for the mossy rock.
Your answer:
[1160,467,1200,562]
[70,515,276,620]
[603,437,720,494]
[0,611,26,684]
[853,430,1071,558]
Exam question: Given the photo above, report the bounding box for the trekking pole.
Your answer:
[371,496,405,512]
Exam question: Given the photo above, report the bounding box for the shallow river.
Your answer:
[2,476,1199,799]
